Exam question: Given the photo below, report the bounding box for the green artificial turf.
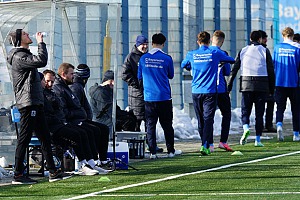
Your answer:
[1,136,300,200]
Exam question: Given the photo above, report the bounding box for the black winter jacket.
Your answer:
[7,43,48,109]
[89,83,113,127]
[52,75,87,125]
[43,88,66,135]
[69,75,93,120]
[121,45,146,120]
[227,42,275,94]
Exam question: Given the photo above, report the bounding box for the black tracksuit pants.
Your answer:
[15,105,55,175]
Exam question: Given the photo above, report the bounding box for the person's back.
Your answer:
[181,31,234,156]
[139,49,174,101]
[272,27,300,142]
[138,33,181,159]
[89,83,113,128]
[273,40,300,88]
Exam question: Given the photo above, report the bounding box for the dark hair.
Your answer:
[9,29,22,47]
[57,63,75,76]
[250,31,262,42]
[197,31,210,44]
[152,33,166,45]
[43,69,56,76]
[258,30,268,39]
[293,33,300,43]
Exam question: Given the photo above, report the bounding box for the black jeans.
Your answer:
[217,92,231,143]
[145,100,175,154]
[265,95,275,128]
[241,91,267,136]
[15,105,55,175]
[192,93,217,148]
[83,120,109,161]
[275,87,299,131]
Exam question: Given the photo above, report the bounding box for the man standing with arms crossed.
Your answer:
[138,33,181,159]
[7,29,69,184]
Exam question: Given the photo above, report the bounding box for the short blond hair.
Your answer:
[282,27,294,38]
[213,30,225,39]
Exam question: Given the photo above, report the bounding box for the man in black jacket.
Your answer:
[122,35,148,131]
[69,64,93,120]
[52,63,109,170]
[89,70,136,133]
[227,30,275,147]
[42,70,103,175]
[7,29,69,184]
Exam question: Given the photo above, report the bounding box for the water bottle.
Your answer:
[31,32,48,38]
[74,156,80,173]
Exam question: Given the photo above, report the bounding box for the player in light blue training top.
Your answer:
[273,27,300,142]
[181,31,235,156]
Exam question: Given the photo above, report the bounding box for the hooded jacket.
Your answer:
[121,45,146,120]
[52,75,87,125]
[69,75,93,120]
[89,83,113,127]
[6,43,48,109]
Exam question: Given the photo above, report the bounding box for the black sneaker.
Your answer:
[49,169,72,182]
[156,146,164,153]
[12,175,38,185]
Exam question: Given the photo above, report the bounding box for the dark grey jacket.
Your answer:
[52,75,87,125]
[227,42,275,94]
[121,45,146,120]
[89,83,113,127]
[69,75,93,120]
[7,43,48,109]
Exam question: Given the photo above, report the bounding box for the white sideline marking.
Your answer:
[100,192,300,197]
[64,151,300,200]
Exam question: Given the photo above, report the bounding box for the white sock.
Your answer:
[87,159,96,168]
[96,160,101,165]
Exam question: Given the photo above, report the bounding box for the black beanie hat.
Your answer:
[75,64,90,79]
[15,29,22,47]
[102,70,114,83]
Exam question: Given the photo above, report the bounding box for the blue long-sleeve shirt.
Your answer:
[181,45,235,94]
[209,46,231,93]
[138,48,174,102]
[273,39,300,87]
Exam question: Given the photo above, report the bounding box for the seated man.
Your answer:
[52,63,109,169]
[41,70,107,175]
[89,70,137,134]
